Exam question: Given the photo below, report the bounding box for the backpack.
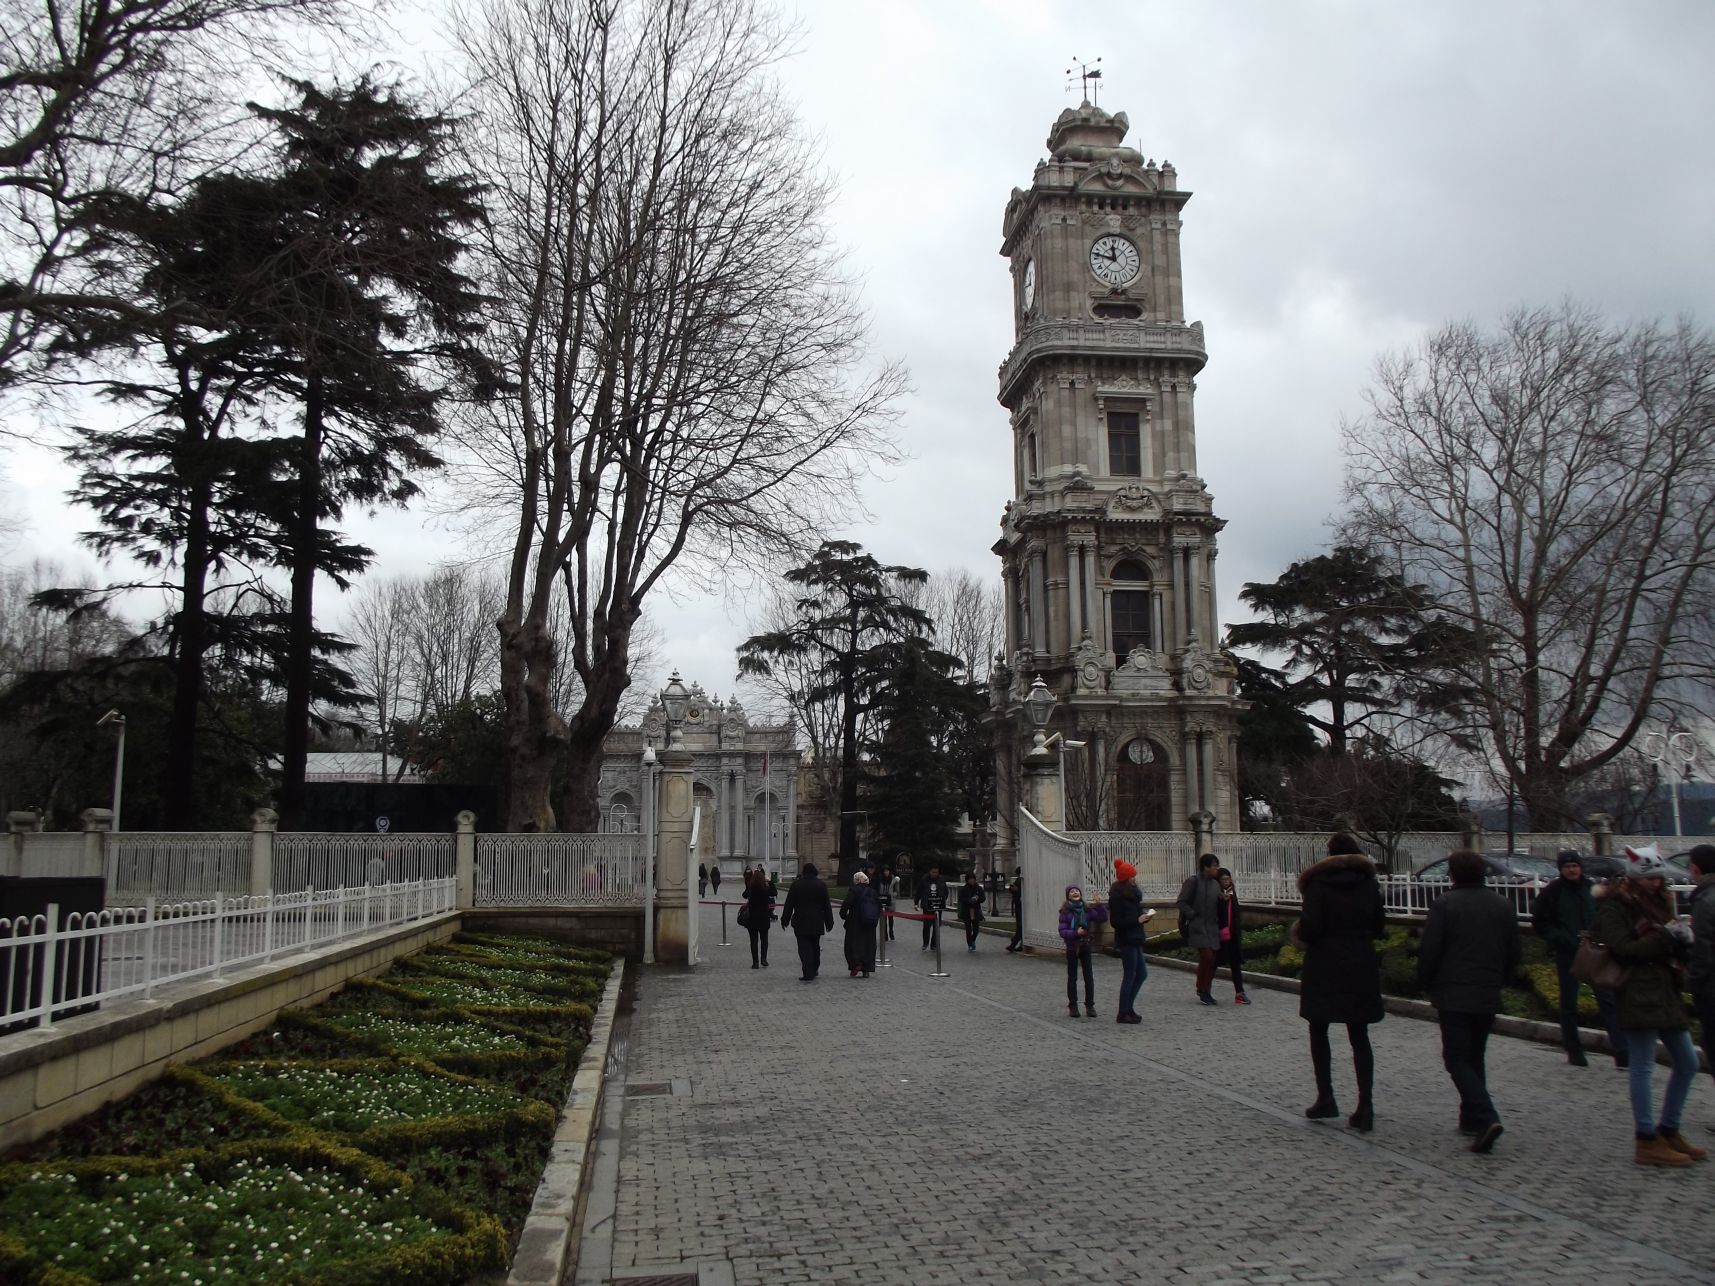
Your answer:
[854,889,880,928]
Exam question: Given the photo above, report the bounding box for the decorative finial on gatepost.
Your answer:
[1065,55,1104,105]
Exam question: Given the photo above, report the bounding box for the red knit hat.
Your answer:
[1115,859,1138,881]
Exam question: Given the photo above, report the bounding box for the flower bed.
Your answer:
[0,933,611,1284]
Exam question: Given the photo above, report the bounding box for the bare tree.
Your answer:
[1,0,356,388]
[409,565,504,719]
[1344,304,1715,829]
[344,575,415,779]
[903,568,1004,684]
[452,0,904,831]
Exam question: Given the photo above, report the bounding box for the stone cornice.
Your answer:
[998,320,1207,404]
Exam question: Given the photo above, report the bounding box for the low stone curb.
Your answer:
[1137,951,1710,1071]
[507,962,626,1286]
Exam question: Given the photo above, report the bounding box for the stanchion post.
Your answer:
[719,901,731,947]
[929,900,949,978]
[878,911,890,968]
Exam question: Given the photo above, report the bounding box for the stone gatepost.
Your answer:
[1190,809,1216,858]
[1586,812,1614,857]
[3,810,39,878]
[653,742,695,963]
[455,810,477,909]
[1022,743,1061,831]
[1458,811,1484,852]
[250,808,278,896]
[80,808,113,882]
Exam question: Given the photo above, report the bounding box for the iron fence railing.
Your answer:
[0,877,456,1030]
[473,833,645,906]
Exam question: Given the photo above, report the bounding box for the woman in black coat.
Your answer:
[1296,834,1386,1132]
[742,867,774,969]
[840,872,880,977]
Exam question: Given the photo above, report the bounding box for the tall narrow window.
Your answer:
[1107,411,1141,476]
[1027,431,1039,478]
[1109,557,1152,657]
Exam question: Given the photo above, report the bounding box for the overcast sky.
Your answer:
[7,0,1715,712]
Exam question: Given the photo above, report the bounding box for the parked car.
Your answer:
[1409,851,1561,913]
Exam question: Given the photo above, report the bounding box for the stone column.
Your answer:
[654,742,695,964]
[1181,732,1200,827]
[80,807,113,882]
[785,770,799,860]
[4,810,39,879]
[251,808,278,897]
[454,810,477,909]
[1168,550,1184,651]
[1190,809,1216,857]
[1206,548,1221,645]
[1067,544,1084,642]
[1022,742,1062,832]
[1030,549,1048,658]
[1457,811,1484,853]
[1198,730,1215,816]
[1586,812,1614,857]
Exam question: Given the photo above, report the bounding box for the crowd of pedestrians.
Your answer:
[734,833,1715,1169]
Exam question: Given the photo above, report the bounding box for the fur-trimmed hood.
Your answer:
[1298,851,1376,892]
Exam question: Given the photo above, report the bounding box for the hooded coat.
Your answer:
[1597,880,1688,1030]
[1296,853,1386,1025]
[1108,881,1148,948]
[840,883,880,972]
[1176,871,1222,950]
[1057,885,1109,953]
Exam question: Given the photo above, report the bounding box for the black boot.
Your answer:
[1348,1100,1373,1132]
[1068,1002,1079,1018]
[1305,1093,1339,1120]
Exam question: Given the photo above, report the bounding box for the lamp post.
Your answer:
[641,743,657,964]
[660,670,691,746]
[1024,674,1055,748]
[1642,726,1699,839]
[96,710,126,832]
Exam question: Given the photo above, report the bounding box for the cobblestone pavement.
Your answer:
[581,909,1715,1285]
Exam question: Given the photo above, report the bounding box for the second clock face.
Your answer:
[1089,234,1140,287]
[1021,258,1036,309]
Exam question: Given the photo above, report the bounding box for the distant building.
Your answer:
[597,682,798,879]
[302,751,424,785]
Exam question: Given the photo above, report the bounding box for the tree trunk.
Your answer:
[499,612,562,832]
[278,372,323,831]
[559,631,635,833]
[162,426,214,829]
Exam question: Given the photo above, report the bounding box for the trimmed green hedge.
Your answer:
[0,932,610,1284]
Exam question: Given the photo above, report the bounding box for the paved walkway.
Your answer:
[577,908,1715,1285]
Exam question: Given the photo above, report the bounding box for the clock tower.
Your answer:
[990,100,1242,845]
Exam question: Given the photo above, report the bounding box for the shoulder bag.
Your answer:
[1570,931,1629,990]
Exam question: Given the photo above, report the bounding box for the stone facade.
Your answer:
[596,683,798,881]
[991,102,1243,847]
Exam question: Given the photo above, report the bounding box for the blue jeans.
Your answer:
[1118,943,1147,1016]
[1624,1028,1699,1135]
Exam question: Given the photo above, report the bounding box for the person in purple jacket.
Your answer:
[1059,884,1109,1018]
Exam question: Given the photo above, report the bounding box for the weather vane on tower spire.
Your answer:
[1066,56,1103,105]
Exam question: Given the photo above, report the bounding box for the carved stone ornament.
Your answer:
[1178,637,1213,693]
[1009,649,1035,701]
[1073,636,1106,694]
[1110,647,1173,694]
[1107,482,1159,515]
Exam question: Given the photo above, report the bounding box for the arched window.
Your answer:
[606,791,637,834]
[1110,559,1153,657]
[1115,738,1171,830]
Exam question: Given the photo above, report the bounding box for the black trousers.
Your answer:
[922,913,940,949]
[795,932,822,979]
[1218,934,1246,993]
[1008,902,1023,949]
[1309,1021,1374,1102]
[1438,1009,1499,1128]
[1066,946,1094,1006]
[747,925,769,966]
[963,917,981,947]
[879,901,895,939]
[1552,946,1623,1059]
[1694,988,1715,1087]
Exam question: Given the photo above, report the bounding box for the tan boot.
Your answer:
[1659,1130,1709,1161]
[1635,1135,1694,1167]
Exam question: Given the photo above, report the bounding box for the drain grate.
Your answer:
[613,1276,697,1286]
[624,1082,673,1097]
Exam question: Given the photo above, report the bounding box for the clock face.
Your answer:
[1021,258,1036,309]
[1089,234,1140,287]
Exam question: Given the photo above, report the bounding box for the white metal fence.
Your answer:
[273,834,454,893]
[473,833,645,906]
[0,877,455,1030]
[108,833,253,902]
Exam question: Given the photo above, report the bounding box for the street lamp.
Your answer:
[641,742,657,964]
[96,710,126,832]
[1023,674,1055,749]
[1642,726,1699,839]
[659,671,691,747]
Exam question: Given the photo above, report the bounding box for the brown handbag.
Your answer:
[1570,932,1629,991]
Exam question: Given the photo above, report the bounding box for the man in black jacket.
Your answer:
[916,864,950,951]
[780,862,835,982]
[1418,849,1521,1154]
